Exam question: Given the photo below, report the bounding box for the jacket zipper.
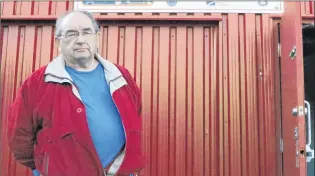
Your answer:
[108,79,127,144]
[106,79,128,175]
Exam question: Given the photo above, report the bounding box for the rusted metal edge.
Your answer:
[0,15,222,21]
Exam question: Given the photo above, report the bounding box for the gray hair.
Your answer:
[55,10,100,37]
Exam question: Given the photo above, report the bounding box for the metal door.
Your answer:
[302,23,315,176]
[280,2,307,176]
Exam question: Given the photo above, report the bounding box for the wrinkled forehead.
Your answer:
[59,12,95,34]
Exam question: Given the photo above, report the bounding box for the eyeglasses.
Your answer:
[57,30,96,40]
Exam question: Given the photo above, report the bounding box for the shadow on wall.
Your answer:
[303,24,315,101]
[303,23,315,176]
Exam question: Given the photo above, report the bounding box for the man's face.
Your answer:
[57,12,98,62]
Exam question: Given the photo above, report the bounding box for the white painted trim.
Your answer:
[74,1,283,14]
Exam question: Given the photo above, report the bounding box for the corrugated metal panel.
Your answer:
[1,14,279,176]
[301,1,314,16]
[1,1,72,16]
[0,24,57,176]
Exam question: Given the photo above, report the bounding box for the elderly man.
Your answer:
[7,10,143,176]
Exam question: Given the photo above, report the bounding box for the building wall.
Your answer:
[1,1,314,176]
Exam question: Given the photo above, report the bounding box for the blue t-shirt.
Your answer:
[65,63,126,168]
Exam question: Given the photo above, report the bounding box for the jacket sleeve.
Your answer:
[7,85,36,170]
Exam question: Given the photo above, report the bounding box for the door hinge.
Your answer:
[278,43,281,57]
[280,138,283,153]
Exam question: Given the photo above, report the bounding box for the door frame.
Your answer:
[280,2,307,176]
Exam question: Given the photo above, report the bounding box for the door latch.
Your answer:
[292,105,305,116]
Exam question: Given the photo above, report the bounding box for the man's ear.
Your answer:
[96,32,100,52]
[55,37,61,51]
[96,32,100,46]
[55,37,60,46]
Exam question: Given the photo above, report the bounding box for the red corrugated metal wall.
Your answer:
[0,1,314,176]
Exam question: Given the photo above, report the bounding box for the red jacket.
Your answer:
[7,54,144,176]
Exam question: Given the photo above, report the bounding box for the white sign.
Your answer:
[74,1,283,14]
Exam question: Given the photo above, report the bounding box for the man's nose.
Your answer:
[76,34,85,43]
